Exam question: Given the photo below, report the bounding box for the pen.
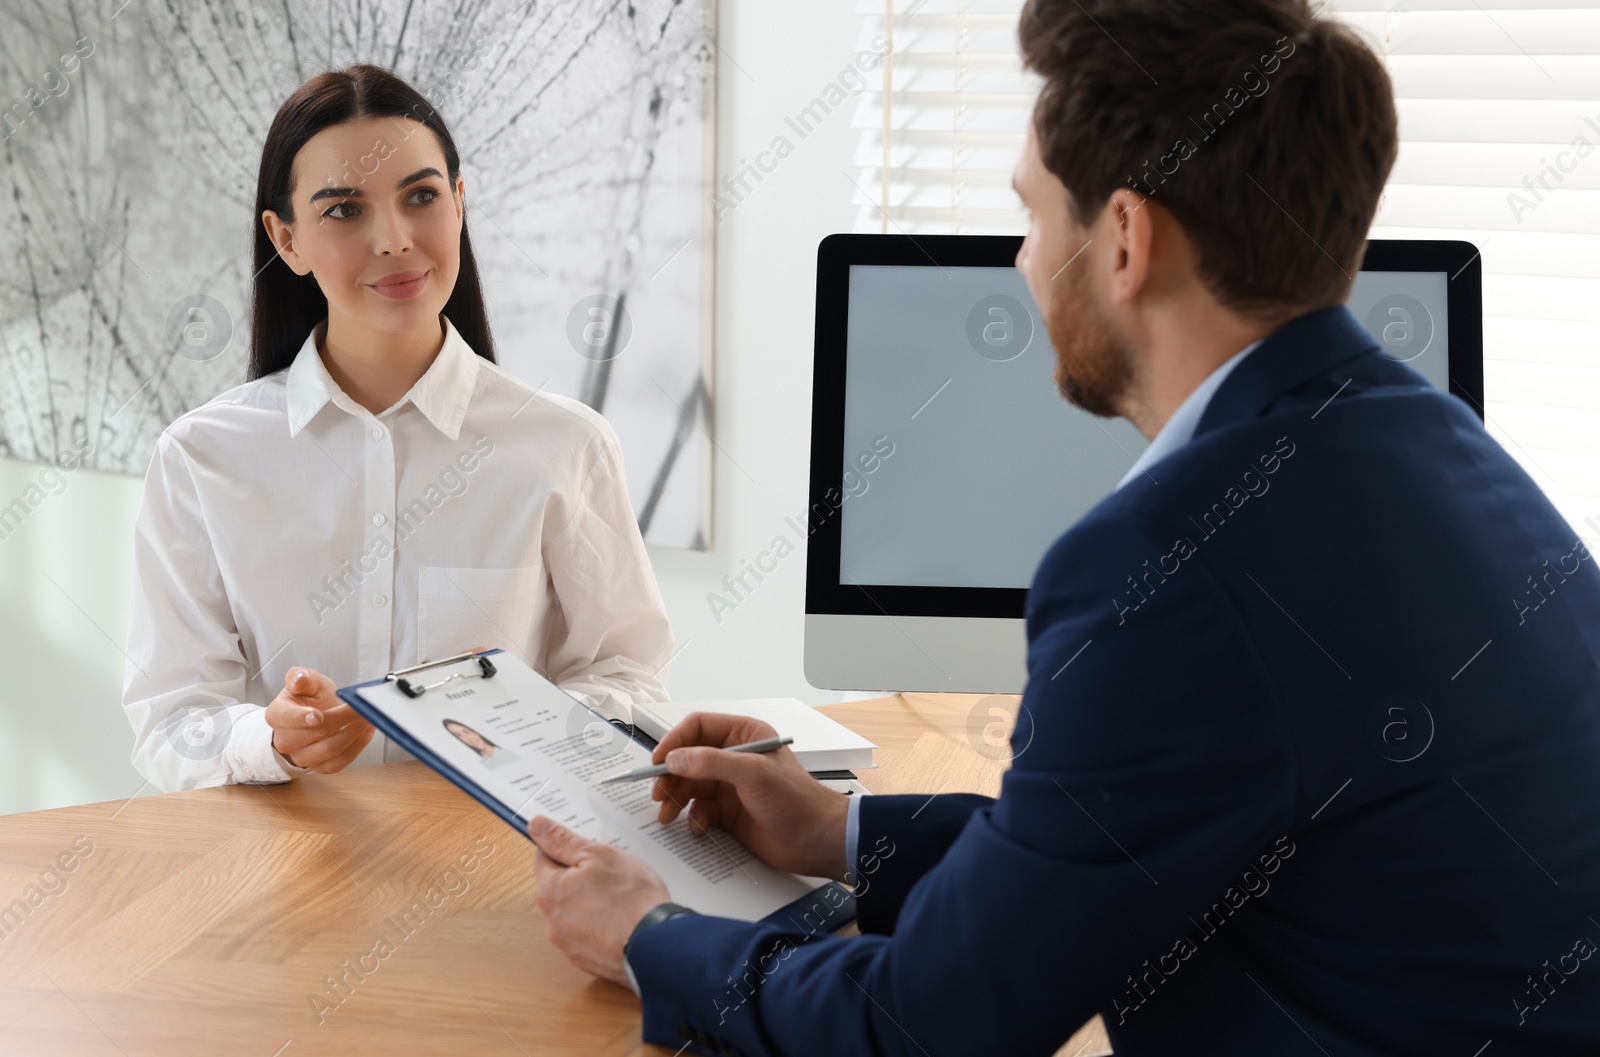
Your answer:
[597,735,795,784]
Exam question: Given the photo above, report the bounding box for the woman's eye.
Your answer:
[321,189,435,220]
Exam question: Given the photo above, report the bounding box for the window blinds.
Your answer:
[849,0,1040,236]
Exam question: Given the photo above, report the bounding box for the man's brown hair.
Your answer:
[1018,0,1398,322]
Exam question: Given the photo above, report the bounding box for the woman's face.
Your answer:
[262,116,464,336]
[447,722,491,752]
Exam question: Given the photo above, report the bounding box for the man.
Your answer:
[528,1,1600,1053]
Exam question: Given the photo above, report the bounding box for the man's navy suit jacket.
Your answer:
[629,305,1600,1056]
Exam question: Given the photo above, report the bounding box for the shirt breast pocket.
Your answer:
[417,564,546,664]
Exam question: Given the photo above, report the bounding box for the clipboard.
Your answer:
[335,648,649,837]
[336,648,857,931]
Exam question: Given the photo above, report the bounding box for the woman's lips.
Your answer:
[368,269,429,300]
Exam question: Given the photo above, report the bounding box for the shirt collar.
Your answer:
[1114,339,1262,491]
[284,315,481,440]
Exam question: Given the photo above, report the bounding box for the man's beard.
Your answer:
[1047,263,1134,419]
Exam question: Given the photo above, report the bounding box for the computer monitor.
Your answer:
[804,236,1485,693]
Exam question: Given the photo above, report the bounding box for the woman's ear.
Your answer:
[261,209,312,276]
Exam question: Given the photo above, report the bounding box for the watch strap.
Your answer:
[624,901,696,956]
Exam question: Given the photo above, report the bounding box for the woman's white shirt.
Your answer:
[123,316,675,792]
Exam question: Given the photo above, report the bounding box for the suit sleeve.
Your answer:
[850,792,993,934]
[627,512,1295,1057]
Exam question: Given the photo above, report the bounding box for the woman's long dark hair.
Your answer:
[249,64,496,380]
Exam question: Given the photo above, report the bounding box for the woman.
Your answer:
[123,65,674,792]
[443,719,520,769]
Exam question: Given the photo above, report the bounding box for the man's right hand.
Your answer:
[650,712,849,883]
[265,667,376,774]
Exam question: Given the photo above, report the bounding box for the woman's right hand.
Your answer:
[649,712,850,883]
[265,667,376,774]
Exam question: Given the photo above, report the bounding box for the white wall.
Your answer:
[0,0,871,817]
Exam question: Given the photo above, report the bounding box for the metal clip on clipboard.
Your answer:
[386,651,498,699]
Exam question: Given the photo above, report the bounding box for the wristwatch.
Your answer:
[622,901,697,995]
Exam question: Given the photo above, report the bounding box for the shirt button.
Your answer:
[372,427,384,439]
[373,594,388,607]
[372,513,386,525]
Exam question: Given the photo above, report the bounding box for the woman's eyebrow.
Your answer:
[308,167,444,204]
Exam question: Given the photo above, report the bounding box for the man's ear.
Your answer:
[260,210,311,276]
[1105,187,1153,307]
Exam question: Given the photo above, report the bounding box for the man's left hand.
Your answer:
[530,815,673,988]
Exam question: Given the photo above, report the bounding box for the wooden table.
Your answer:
[0,693,1110,1056]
